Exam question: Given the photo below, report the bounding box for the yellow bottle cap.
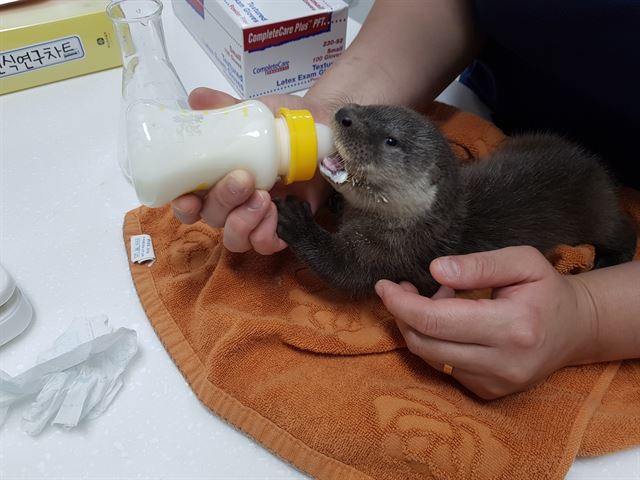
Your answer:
[277,107,318,184]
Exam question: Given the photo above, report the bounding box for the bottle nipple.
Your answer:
[314,123,334,160]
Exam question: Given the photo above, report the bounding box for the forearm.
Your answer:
[570,260,640,364]
[305,0,484,115]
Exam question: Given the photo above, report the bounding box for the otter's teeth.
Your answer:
[329,169,348,184]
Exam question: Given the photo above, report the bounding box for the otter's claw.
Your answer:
[274,196,314,245]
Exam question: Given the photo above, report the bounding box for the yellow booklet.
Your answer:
[0,0,121,95]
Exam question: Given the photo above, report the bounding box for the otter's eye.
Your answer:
[385,137,398,147]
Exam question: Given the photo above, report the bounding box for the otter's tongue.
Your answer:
[320,152,348,184]
[322,154,343,173]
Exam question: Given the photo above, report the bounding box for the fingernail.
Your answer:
[171,199,189,215]
[435,257,460,278]
[171,201,185,215]
[374,280,387,297]
[248,191,266,210]
[227,171,248,195]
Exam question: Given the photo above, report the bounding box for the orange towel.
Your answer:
[123,102,640,480]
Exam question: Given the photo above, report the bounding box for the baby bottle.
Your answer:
[108,0,333,208]
[126,100,334,207]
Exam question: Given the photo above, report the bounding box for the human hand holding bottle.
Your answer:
[169,0,484,254]
[171,87,334,254]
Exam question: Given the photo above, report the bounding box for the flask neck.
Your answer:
[108,1,170,64]
[108,0,188,107]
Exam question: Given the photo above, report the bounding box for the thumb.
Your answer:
[430,246,551,290]
[398,281,419,293]
[188,87,240,110]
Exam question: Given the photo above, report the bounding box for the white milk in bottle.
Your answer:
[125,99,334,207]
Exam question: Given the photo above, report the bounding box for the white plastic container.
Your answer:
[126,99,334,208]
[0,264,33,347]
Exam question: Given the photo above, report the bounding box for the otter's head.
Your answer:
[319,104,457,216]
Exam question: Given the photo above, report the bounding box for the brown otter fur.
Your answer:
[275,104,636,296]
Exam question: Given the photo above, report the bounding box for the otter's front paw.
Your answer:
[274,196,314,245]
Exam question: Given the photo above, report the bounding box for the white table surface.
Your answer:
[1,2,638,479]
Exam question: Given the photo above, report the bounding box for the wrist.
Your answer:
[299,93,334,126]
[565,275,603,366]
[303,56,398,120]
[568,262,640,363]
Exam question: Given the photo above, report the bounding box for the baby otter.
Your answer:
[275,104,636,296]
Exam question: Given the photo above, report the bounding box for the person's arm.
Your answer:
[570,260,640,364]
[172,1,484,254]
[306,0,484,116]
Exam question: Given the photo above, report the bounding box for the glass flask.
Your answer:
[106,0,333,208]
[107,0,188,182]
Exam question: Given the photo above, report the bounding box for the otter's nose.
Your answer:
[335,107,353,127]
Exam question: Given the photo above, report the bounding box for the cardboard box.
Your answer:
[0,0,122,95]
[173,0,348,98]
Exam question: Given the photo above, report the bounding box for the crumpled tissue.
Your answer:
[0,315,137,435]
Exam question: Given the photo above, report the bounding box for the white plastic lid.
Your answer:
[0,265,33,347]
[0,264,16,305]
